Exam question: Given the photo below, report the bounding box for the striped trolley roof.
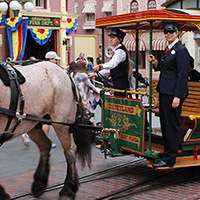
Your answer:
[96,9,200,31]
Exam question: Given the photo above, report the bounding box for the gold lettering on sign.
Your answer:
[28,17,54,26]
[118,132,140,148]
[104,100,142,117]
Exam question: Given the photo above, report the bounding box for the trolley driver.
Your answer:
[88,28,130,97]
[148,21,190,168]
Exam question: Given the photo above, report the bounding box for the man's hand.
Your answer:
[92,64,102,72]
[88,73,96,79]
[147,54,158,66]
[172,97,180,108]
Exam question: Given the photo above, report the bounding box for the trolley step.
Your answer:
[147,155,200,170]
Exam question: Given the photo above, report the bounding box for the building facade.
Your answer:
[0,0,78,68]
[73,0,116,63]
[0,0,117,67]
[0,0,199,71]
[114,0,166,79]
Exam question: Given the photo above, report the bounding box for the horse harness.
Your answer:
[0,61,101,147]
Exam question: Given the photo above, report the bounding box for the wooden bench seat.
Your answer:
[151,80,200,137]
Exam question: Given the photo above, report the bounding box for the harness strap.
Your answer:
[67,72,83,121]
[0,63,26,146]
[25,114,102,131]
[0,107,15,117]
[0,107,102,131]
[68,73,79,102]
[3,63,19,134]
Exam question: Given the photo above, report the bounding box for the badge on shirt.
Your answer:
[171,50,176,55]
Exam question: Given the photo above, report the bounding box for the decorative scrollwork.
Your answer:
[106,113,137,132]
[191,22,200,31]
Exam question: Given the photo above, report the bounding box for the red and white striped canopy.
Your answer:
[124,39,146,51]
[152,39,168,51]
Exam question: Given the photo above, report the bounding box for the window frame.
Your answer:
[34,0,47,9]
[147,0,156,10]
[130,0,139,13]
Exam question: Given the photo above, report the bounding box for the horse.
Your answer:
[0,61,92,200]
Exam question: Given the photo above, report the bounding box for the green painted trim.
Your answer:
[180,0,183,9]
[135,29,139,98]
[148,21,153,151]
[102,28,105,63]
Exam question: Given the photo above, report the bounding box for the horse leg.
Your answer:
[27,126,51,197]
[0,185,10,200]
[53,126,78,200]
[59,149,78,200]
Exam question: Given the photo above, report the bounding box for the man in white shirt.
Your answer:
[88,28,130,97]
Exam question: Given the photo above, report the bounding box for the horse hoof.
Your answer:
[58,196,73,200]
[32,181,46,198]
[32,189,45,198]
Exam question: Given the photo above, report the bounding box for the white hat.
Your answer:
[45,51,60,59]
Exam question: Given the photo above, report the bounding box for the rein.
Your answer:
[0,106,101,130]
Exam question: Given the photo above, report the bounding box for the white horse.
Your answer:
[0,61,91,200]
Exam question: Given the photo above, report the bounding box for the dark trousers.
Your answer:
[159,94,184,165]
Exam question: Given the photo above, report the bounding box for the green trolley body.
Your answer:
[96,9,200,169]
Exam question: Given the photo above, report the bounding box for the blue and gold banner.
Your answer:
[0,14,6,26]
[6,17,28,61]
[5,17,23,32]
[66,18,78,34]
[29,28,53,45]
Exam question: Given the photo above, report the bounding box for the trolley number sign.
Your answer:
[102,96,146,155]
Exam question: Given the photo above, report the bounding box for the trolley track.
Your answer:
[10,158,200,200]
[10,157,145,199]
[96,167,200,200]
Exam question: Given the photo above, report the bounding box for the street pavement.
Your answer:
[0,102,102,180]
[0,126,66,179]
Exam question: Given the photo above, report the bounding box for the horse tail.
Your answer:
[68,75,92,168]
[71,100,92,168]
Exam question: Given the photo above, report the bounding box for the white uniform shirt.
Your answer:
[99,44,126,76]
[167,38,179,50]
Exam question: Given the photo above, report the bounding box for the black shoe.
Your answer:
[152,160,174,168]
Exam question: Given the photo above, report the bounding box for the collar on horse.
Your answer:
[0,61,102,146]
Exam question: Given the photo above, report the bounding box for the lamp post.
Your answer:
[0,0,34,17]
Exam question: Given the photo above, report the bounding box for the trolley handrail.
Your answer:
[103,87,147,95]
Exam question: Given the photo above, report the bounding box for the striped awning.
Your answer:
[101,1,112,13]
[152,39,168,51]
[124,39,146,51]
[82,3,95,13]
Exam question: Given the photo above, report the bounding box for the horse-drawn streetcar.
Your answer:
[96,9,200,170]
